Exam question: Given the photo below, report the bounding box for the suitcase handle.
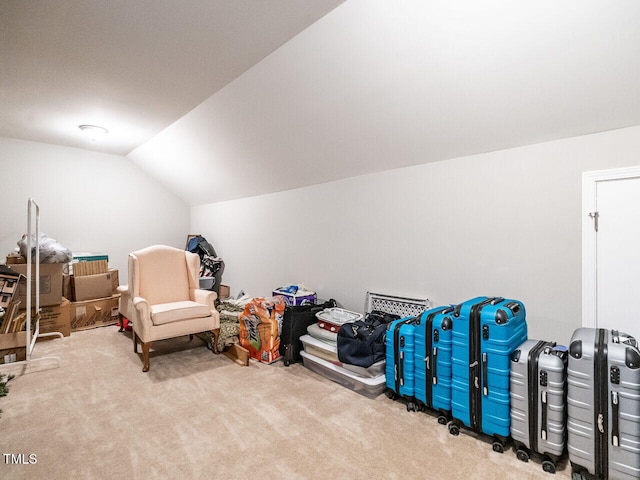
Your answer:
[490,297,504,305]
[432,347,438,385]
[482,352,488,396]
[541,391,548,440]
[611,391,620,447]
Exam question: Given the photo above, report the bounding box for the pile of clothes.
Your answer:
[199,293,251,352]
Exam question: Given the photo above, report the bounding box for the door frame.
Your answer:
[582,166,640,327]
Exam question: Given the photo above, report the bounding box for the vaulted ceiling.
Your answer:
[3,1,640,206]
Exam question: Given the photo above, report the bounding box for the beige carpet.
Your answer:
[0,327,570,480]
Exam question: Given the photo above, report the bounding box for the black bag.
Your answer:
[280,299,337,366]
[187,235,217,258]
[337,310,400,368]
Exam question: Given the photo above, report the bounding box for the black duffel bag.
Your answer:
[337,310,400,368]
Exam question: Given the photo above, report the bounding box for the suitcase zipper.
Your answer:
[469,298,495,431]
[526,340,547,454]
[425,307,454,408]
[594,329,609,479]
[425,311,436,407]
[393,316,416,393]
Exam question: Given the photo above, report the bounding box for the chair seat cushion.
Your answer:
[150,301,211,325]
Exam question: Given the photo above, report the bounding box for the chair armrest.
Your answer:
[192,288,217,308]
[132,296,151,319]
[116,284,128,295]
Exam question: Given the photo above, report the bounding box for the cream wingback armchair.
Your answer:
[127,245,220,372]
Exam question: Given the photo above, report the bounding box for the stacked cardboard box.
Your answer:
[4,259,70,338]
[10,262,64,307]
[0,250,122,363]
[68,252,120,331]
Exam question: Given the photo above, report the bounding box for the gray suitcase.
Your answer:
[510,339,568,474]
[567,327,640,480]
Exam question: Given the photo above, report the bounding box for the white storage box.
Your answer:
[315,307,363,333]
[300,334,385,378]
[300,350,386,399]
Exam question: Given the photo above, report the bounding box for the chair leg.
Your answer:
[141,341,151,372]
[133,332,138,353]
[211,328,221,354]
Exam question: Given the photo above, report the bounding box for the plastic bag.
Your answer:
[17,233,72,264]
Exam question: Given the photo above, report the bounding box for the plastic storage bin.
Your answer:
[300,350,386,399]
[300,334,385,378]
[301,334,340,364]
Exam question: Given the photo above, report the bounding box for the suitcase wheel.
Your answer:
[437,415,448,425]
[516,448,529,463]
[491,441,504,454]
[447,423,460,436]
[406,401,416,412]
[283,359,290,367]
[542,460,556,474]
[385,390,399,401]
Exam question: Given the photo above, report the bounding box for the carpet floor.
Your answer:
[0,327,570,479]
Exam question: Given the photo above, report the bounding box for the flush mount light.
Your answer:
[78,124,109,141]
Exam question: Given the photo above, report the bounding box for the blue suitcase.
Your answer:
[414,306,455,424]
[385,315,420,410]
[449,296,528,452]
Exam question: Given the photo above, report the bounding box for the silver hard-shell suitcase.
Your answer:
[567,327,640,480]
[510,339,568,474]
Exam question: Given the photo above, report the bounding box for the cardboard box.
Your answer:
[109,269,119,294]
[67,268,120,302]
[0,331,27,364]
[72,272,114,302]
[5,254,25,265]
[62,273,72,300]
[73,259,108,276]
[38,297,71,337]
[219,284,230,300]
[10,263,63,307]
[70,294,120,332]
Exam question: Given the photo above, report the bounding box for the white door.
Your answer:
[583,167,640,340]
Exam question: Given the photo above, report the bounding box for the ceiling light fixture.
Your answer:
[78,124,109,141]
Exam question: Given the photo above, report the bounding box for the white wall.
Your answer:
[0,137,190,284]
[192,126,640,346]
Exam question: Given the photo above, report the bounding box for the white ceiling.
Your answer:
[4,1,640,206]
[0,0,346,155]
